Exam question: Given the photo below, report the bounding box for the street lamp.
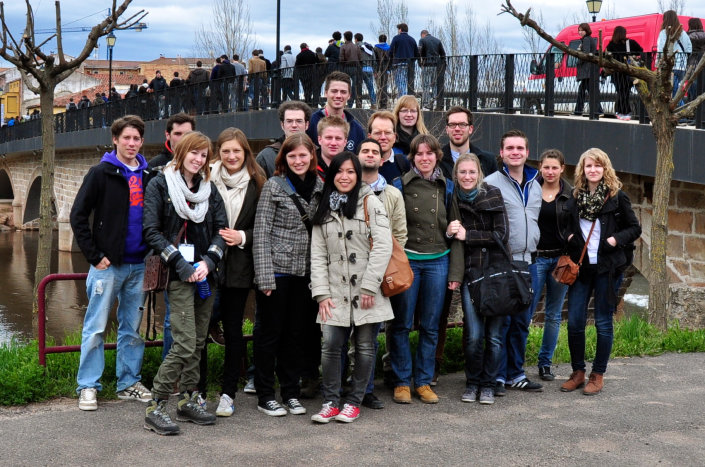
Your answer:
[106,32,116,102]
[586,0,602,23]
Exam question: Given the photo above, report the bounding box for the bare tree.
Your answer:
[0,0,147,312]
[461,5,503,55]
[522,9,546,56]
[657,0,686,14]
[500,0,705,329]
[370,0,409,42]
[193,0,256,60]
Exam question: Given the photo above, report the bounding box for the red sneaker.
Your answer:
[335,403,360,423]
[311,402,340,424]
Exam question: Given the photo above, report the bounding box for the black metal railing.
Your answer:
[2,53,703,144]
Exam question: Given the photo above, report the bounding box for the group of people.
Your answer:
[575,11,705,121]
[69,68,641,436]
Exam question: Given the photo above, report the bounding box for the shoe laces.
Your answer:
[340,404,357,417]
[264,400,282,411]
[319,402,336,416]
[154,401,173,423]
[287,398,302,408]
[189,394,209,415]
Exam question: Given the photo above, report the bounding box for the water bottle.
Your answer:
[193,262,211,299]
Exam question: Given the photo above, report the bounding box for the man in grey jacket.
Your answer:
[484,129,542,395]
[418,30,446,110]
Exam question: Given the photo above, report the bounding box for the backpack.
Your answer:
[67,102,77,111]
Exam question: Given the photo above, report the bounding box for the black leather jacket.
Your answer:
[143,172,227,282]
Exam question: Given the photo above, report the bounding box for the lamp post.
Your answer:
[106,32,116,101]
[585,0,602,23]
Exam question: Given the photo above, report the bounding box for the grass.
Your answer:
[1,316,705,406]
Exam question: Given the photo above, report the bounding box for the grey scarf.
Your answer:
[163,164,211,223]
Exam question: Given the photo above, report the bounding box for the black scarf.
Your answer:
[287,169,317,203]
[577,179,609,221]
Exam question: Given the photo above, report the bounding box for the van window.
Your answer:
[567,40,582,68]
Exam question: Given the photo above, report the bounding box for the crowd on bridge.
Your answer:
[69,54,641,435]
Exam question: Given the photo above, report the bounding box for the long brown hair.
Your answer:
[661,10,681,32]
[573,148,622,197]
[273,133,318,176]
[214,127,266,193]
[172,131,212,181]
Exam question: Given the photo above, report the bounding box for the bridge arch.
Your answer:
[23,173,56,225]
[0,166,13,200]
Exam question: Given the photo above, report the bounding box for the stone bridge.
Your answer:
[1,110,704,322]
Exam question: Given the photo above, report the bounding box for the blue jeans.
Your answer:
[421,66,438,106]
[461,283,504,388]
[393,64,408,96]
[76,263,146,393]
[161,291,173,360]
[528,256,569,367]
[567,266,616,374]
[361,69,376,105]
[389,254,449,388]
[673,70,686,107]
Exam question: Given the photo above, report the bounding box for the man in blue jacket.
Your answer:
[70,115,152,411]
[390,23,419,96]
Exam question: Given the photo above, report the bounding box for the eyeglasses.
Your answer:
[284,119,305,126]
[371,131,394,138]
[446,122,470,129]
[399,108,418,114]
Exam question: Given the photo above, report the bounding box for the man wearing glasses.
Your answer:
[439,106,496,180]
[367,110,410,183]
[256,100,312,178]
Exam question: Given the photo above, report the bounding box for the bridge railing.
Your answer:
[2,53,704,144]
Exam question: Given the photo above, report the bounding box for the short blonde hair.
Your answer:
[453,153,485,191]
[573,148,622,197]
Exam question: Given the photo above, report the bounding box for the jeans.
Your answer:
[421,66,438,106]
[575,78,603,114]
[393,64,408,97]
[461,283,504,388]
[219,287,249,397]
[673,70,686,107]
[76,263,145,393]
[321,323,377,406]
[389,254,449,388]
[361,68,376,105]
[567,266,616,375]
[151,280,215,399]
[528,256,569,368]
[161,291,173,360]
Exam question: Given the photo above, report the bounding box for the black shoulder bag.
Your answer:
[468,232,534,317]
[272,176,313,233]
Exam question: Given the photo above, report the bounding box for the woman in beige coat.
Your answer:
[309,151,393,424]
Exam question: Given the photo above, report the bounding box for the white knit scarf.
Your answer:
[211,160,250,228]
[163,163,211,223]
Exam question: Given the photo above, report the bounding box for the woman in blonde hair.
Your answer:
[392,95,429,156]
[560,148,640,396]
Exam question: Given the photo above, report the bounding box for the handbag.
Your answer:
[363,195,414,297]
[142,254,169,292]
[468,232,533,317]
[552,217,597,286]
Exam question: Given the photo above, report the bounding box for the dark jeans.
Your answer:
[567,266,616,374]
[575,78,603,114]
[218,287,249,397]
[321,323,378,407]
[253,275,313,403]
[613,72,633,115]
[461,283,503,388]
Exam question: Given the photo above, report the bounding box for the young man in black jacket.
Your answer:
[70,115,152,411]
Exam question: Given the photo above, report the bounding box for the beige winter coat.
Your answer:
[310,185,394,327]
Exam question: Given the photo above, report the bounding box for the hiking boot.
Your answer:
[311,401,340,424]
[78,388,97,411]
[215,394,234,417]
[300,378,320,399]
[583,372,604,396]
[416,385,439,404]
[243,377,256,394]
[561,370,586,392]
[257,399,287,417]
[393,386,412,404]
[118,381,152,402]
[144,400,180,435]
[494,382,506,397]
[335,403,360,423]
[461,385,478,403]
[479,387,495,405]
[361,392,384,409]
[196,392,207,409]
[176,392,216,425]
[285,398,307,415]
[507,378,543,392]
[539,366,556,381]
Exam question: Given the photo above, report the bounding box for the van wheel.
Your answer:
[521,99,542,114]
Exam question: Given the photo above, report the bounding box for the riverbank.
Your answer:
[2,351,704,465]
[2,316,705,406]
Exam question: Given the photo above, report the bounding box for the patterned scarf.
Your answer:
[577,179,609,221]
[368,173,388,193]
[412,165,442,182]
[329,191,348,211]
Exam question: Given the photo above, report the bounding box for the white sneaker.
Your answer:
[216,394,234,417]
[117,381,152,402]
[79,388,98,411]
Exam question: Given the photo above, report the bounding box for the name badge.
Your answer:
[179,244,195,263]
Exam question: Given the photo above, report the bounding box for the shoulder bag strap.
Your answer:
[363,195,373,250]
[577,194,609,266]
[272,176,313,233]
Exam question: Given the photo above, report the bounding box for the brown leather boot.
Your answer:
[583,372,604,395]
[560,370,586,392]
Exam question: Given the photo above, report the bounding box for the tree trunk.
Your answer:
[647,99,676,330]
[32,84,56,317]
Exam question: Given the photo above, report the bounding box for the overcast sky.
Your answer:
[2,0,705,66]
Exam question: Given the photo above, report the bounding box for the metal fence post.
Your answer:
[469,55,478,111]
[504,54,515,114]
[545,52,555,117]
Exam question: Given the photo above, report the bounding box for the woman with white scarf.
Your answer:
[208,128,266,417]
[142,131,227,435]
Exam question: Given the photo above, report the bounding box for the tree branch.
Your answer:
[55,0,66,66]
